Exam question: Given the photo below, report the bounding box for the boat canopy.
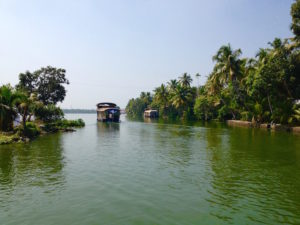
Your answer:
[97,102,117,108]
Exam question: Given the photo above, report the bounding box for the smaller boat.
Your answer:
[97,102,120,122]
[144,109,159,118]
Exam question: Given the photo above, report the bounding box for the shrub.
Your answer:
[34,104,64,122]
[241,111,253,121]
[41,119,85,132]
[17,122,41,138]
[55,119,85,128]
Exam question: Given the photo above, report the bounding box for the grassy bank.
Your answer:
[0,133,22,144]
[0,119,85,145]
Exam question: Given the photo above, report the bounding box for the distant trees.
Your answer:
[126,73,196,120]
[126,92,152,118]
[126,0,300,125]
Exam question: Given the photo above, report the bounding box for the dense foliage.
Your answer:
[126,92,152,118]
[17,66,69,105]
[0,66,84,140]
[126,1,300,125]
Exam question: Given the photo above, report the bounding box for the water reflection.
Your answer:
[0,134,65,205]
[1,114,300,225]
[153,124,195,167]
[205,128,300,224]
[96,122,120,148]
[143,117,158,123]
[97,122,120,133]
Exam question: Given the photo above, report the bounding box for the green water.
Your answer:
[0,114,300,225]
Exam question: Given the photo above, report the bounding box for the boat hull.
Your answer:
[97,108,120,122]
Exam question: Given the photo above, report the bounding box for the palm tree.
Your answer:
[256,48,269,64]
[195,73,201,85]
[212,44,243,85]
[171,85,192,114]
[167,79,178,92]
[206,73,222,95]
[0,85,21,131]
[15,93,39,129]
[154,84,168,104]
[153,84,168,113]
[179,73,193,87]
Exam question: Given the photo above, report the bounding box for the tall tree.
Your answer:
[17,66,69,105]
[170,85,193,116]
[15,93,40,129]
[167,79,178,92]
[212,44,243,86]
[179,73,193,88]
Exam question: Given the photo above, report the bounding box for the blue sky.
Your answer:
[0,0,294,108]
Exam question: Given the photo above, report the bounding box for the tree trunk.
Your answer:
[231,110,236,119]
[22,115,26,129]
[267,95,273,115]
[22,108,27,129]
[283,80,292,98]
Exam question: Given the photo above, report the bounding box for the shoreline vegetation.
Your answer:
[126,1,300,133]
[0,66,85,145]
[63,109,96,114]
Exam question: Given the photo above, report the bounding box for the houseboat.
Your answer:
[97,102,120,122]
[144,109,159,118]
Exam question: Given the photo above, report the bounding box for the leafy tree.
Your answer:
[34,104,64,123]
[194,94,215,120]
[17,66,69,105]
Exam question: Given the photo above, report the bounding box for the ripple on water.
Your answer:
[1,114,300,225]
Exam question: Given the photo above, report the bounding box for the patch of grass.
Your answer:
[0,133,20,145]
[1,119,85,144]
[55,119,85,128]
[41,119,85,132]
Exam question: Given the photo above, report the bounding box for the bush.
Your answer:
[55,119,85,128]
[241,111,253,121]
[18,122,41,138]
[41,119,85,132]
[34,104,64,122]
[194,95,215,121]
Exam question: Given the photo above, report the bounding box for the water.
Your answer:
[1,114,300,225]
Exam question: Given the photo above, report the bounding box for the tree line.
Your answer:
[126,0,300,125]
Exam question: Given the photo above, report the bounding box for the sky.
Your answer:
[0,0,294,109]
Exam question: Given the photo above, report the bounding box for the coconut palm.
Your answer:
[154,84,168,105]
[179,73,193,87]
[15,93,40,129]
[167,79,178,92]
[171,85,192,114]
[256,48,269,64]
[0,85,21,131]
[212,44,243,85]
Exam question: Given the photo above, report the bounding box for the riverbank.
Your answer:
[227,120,300,133]
[0,119,85,145]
